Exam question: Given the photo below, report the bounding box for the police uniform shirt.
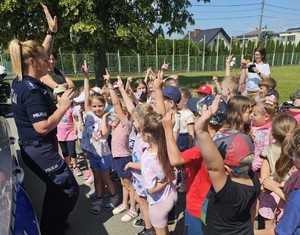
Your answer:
[11,75,57,141]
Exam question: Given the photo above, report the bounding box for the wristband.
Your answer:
[47,28,57,36]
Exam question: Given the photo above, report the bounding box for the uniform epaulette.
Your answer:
[25,80,39,90]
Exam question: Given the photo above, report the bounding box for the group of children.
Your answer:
[54,54,300,235]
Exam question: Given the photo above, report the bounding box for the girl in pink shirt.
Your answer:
[251,95,279,173]
[104,74,138,223]
[56,91,82,176]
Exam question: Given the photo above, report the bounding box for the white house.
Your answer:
[279,27,300,44]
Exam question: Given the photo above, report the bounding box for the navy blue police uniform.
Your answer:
[11,75,79,235]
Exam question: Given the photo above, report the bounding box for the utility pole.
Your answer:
[258,0,265,40]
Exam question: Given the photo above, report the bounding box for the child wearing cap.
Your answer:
[154,76,181,141]
[195,95,260,235]
[162,95,227,235]
[197,85,212,99]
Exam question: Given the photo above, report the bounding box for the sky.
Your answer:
[165,0,300,39]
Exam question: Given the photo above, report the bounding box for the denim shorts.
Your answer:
[88,152,112,171]
[112,156,132,178]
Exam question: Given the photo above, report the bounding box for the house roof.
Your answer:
[235,30,260,38]
[183,27,231,44]
[286,27,300,32]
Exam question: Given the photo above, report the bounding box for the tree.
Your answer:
[0,0,210,85]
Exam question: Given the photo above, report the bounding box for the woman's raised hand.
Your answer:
[42,4,57,33]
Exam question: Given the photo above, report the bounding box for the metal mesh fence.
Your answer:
[1,52,300,75]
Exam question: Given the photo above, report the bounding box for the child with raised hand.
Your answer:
[176,87,194,193]
[80,64,118,214]
[195,95,260,235]
[118,77,155,235]
[251,94,279,173]
[103,70,138,222]
[162,95,227,235]
[139,112,177,235]
[258,114,298,229]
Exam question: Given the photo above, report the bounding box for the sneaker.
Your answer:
[83,176,94,187]
[83,170,91,180]
[132,218,145,228]
[113,203,128,215]
[121,210,138,222]
[91,198,103,214]
[73,167,83,177]
[136,227,155,235]
[88,191,97,200]
[104,194,119,210]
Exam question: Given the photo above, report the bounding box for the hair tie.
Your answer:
[285,132,292,137]
[261,94,276,106]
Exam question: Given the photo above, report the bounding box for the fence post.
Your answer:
[282,36,287,66]
[172,39,175,71]
[156,38,158,71]
[71,52,77,74]
[215,35,219,71]
[202,35,206,71]
[118,50,121,73]
[272,38,277,66]
[241,35,245,61]
[187,31,190,72]
[137,53,141,73]
[291,42,295,65]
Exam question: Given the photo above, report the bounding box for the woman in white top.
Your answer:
[240,47,271,98]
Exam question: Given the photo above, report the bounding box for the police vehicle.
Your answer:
[0,71,40,235]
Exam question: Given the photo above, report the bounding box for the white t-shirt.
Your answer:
[80,111,111,156]
[246,63,271,92]
[178,109,194,134]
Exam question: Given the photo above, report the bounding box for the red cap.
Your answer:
[197,85,212,95]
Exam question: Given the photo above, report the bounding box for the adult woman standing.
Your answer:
[240,46,271,98]
[9,5,79,235]
[41,52,75,100]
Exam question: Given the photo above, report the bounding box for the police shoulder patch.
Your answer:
[25,80,39,91]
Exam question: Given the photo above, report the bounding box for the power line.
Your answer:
[189,8,261,13]
[264,8,300,16]
[192,3,261,7]
[194,15,260,20]
[265,3,300,11]
[264,15,300,21]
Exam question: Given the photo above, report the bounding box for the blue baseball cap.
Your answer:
[162,86,181,104]
[196,95,227,126]
[187,98,201,113]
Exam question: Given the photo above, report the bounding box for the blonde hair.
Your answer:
[132,103,154,131]
[9,39,44,81]
[221,75,239,96]
[272,114,298,144]
[142,112,174,182]
[259,77,277,90]
[179,87,192,102]
[257,95,279,119]
[275,126,300,182]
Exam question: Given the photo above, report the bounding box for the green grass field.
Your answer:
[71,65,300,103]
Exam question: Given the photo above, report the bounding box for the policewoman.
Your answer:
[9,5,79,235]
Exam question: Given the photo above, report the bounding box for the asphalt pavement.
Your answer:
[7,117,185,235]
